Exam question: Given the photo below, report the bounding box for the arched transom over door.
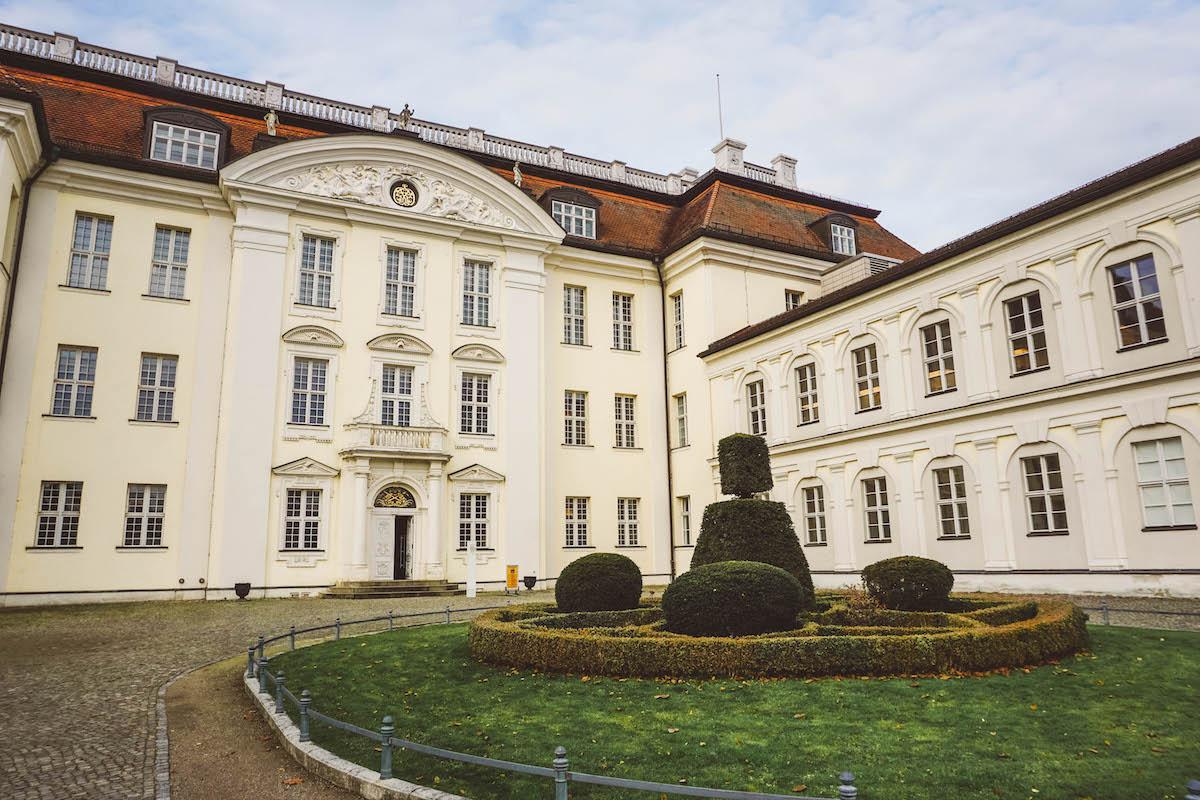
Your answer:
[374,485,416,509]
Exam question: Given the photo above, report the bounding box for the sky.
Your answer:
[3,0,1200,251]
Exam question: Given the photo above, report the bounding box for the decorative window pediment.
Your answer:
[272,457,340,477]
[448,464,505,483]
[283,325,345,348]
[367,332,433,355]
[452,343,505,363]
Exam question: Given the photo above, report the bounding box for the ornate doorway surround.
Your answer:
[371,484,419,580]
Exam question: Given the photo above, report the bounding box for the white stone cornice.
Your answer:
[0,97,43,176]
[43,159,230,214]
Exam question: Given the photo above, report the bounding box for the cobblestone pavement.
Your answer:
[0,590,1197,800]
[0,592,549,800]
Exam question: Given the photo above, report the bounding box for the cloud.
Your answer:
[2,0,1199,250]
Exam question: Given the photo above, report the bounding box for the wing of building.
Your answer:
[0,27,1195,604]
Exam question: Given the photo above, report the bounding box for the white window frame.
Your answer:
[551,201,596,238]
[831,223,856,255]
[563,285,586,345]
[852,343,882,412]
[376,239,426,329]
[617,497,640,546]
[674,393,688,448]
[747,379,768,436]
[35,480,82,547]
[565,496,590,547]
[1021,453,1068,535]
[933,466,970,538]
[671,291,685,350]
[282,487,323,551]
[297,234,336,308]
[149,120,220,169]
[612,292,634,351]
[1005,291,1050,375]
[614,394,637,448]
[66,213,112,291]
[785,290,804,310]
[564,390,588,446]
[921,321,957,395]
[461,260,494,328]
[1133,437,1194,529]
[123,484,166,547]
[459,372,492,436]
[382,247,418,318]
[148,226,189,299]
[290,356,329,426]
[380,364,414,427]
[678,495,692,546]
[51,345,97,417]
[863,477,891,542]
[802,485,827,545]
[135,353,177,422]
[795,362,819,425]
[458,493,490,550]
[1109,255,1167,349]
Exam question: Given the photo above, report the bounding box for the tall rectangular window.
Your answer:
[150,121,219,169]
[383,248,417,317]
[1109,255,1166,348]
[51,346,97,417]
[785,290,804,310]
[124,484,166,547]
[551,201,596,238]
[290,357,327,425]
[460,373,490,434]
[802,485,827,545]
[565,497,589,547]
[149,227,189,299]
[831,223,856,255]
[380,365,413,427]
[283,488,321,550]
[458,493,489,549]
[136,354,177,422]
[1134,437,1194,528]
[612,293,633,350]
[617,497,639,546]
[795,362,819,424]
[298,235,334,307]
[747,379,767,436]
[462,261,492,326]
[934,466,970,537]
[674,393,688,447]
[678,496,692,545]
[852,344,882,411]
[564,390,587,445]
[1022,454,1067,534]
[35,481,82,547]
[67,214,112,290]
[614,395,637,448]
[1006,292,1049,374]
[671,292,685,350]
[563,286,586,345]
[863,477,891,541]
[922,321,956,394]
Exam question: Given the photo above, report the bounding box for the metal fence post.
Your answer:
[335,617,341,640]
[299,690,311,743]
[379,716,394,780]
[275,668,286,714]
[256,634,264,664]
[838,771,857,799]
[258,656,270,694]
[1185,778,1200,800]
[1101,600,1110,626]
[247,645,256,678]
[553,745,569,800]
[388,610,393,631]
[290,625,296,650]
[445,605,451,624]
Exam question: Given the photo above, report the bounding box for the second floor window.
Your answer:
[36,481,82,547]
[863,477,891,541]
[458,493,489,549]
[563,286,585,345]
[380,365,413,427]
[922,321,956,395]
[1134,437,1194,528]
[67,214,112,290]
[149,227,189,299]
[52,346,97,417]
[1109,255,1166,349]
[617,497,639,546]
[852,344,882,411]
[831,223,856,255]
[747,379,767,436]
[672,292,685,350]
[298,235,334,307]
[552,201,596,238]
[612,293,633,350]
[462,261,492,326]
[124,484,166,547]
[564,390,587,445]
[1022,454,1067,534]
[460,373,490,434]
[565,496,589,546]
[615,395,637,448]
[150,121,219,169]
[934,466,970,537]
[786,290,804,310]
[802,485,827,545]
[384,248,417,317]
[795,362,819,424]
[291,357,327,425]
[136,354,177,422]
[284,488,321,550]
[674,393,688,447]
[1006,292,1049,374]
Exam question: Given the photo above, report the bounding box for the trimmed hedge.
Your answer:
[690,499,815,608]
[468,596,1089,678]
[554,553,643,612]
[718,433,773,498]
[662,561,802,636]
[862,556,955,611]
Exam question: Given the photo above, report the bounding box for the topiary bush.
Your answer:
[718,433,773,498]
[662,561,802,636]
[555,552,643,612]
[861,556,955,611]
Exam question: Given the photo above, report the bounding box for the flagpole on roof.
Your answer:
[716,73,725,141]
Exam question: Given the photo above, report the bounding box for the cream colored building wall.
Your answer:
[703,159,1200,596]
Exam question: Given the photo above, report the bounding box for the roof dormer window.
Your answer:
[552,201,596,239]
[831,223,856,256]
[143,107,230,171]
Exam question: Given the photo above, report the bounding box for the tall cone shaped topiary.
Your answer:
[688,433,815,609]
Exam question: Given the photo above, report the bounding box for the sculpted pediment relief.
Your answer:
[448,464,505,483]
[283,325,344,348]
[451,343,504,363]
[367,333,434,355]
[273,457,340,477]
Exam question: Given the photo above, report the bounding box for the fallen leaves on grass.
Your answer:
[283,777,303,785]
[792,785,808,792]
[654,694,670,700]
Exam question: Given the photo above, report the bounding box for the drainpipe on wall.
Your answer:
[0,145,58,398]
[653,254,677,582]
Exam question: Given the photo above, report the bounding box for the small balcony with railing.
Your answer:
[340,381,448,461]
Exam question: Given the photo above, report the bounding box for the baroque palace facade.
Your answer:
[0,27,1197,605]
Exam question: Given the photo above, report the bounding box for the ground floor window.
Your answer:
[124,484,165,546]
[802,485,827,544]
[284,488,322,550]
[36,481,82,546]
[862,477,891,541]
[934,466,970,538]
[565,496,589,546]
[1134,437,1194,528]
[459,493,489,549]
[617,497,639,546]
[1022,454,1067,534]
[678,496,691,545]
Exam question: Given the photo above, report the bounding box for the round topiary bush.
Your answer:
[718,434,773,498]
[662,561,801,636]
[861,556,955,611]
[555,552,643,612]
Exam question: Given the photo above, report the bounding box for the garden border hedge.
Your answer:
[467,595,1088,678]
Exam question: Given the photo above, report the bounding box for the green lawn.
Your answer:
[270,624,1199,800]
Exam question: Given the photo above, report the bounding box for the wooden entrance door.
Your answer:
[393,516,410,579]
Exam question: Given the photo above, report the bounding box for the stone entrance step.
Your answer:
[321,579,466,600]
